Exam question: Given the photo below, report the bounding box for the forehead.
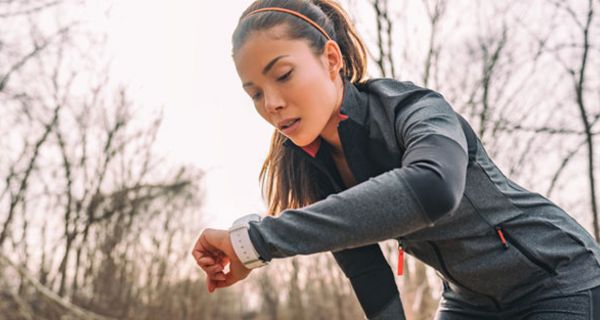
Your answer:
[233,27,317,77]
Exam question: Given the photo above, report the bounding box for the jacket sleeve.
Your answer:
[247,87,469,260]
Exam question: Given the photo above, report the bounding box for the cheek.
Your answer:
[295,71,332,105]
[304,81,337,116]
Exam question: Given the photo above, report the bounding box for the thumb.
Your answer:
[215,269,244,289]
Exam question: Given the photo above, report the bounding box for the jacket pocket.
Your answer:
[495,225,557,276]
[496,213,600,289]
[431,228,553,304]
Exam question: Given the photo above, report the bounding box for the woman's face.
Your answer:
[233,25,343,147]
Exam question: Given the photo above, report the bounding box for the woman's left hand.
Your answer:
[191,228,252,292]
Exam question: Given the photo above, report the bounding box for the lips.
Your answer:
[277,118,300,130]
[279,118,301,135]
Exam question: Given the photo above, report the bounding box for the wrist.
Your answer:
[228,213,269,269]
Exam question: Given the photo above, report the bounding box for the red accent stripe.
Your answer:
[496,228,509,249]
[301,138,321,158]
[300,111,348,158]
[397,246,404,276]
[244,7,332,41]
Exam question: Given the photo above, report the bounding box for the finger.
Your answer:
[207,275,226,292]
[216,254,230,268]
[191,246,203,262]
[192,229,208,260]
[198,262,227,280]
[196,256,216,267]
[207,278,216,293]
[199,230,222,256]
[209,270,238,291]
[193,243,225,269]
[205,264,225,278]
[192,229,219,259]
[211,271,227,281]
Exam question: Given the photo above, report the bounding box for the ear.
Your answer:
[322,40,344,81]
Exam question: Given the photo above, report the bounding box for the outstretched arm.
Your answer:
[248,86,469,261]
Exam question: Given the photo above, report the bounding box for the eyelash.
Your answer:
[252,70,293,101]
[278,69,293,82]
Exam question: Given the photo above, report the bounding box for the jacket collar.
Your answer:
[282,77,368,158]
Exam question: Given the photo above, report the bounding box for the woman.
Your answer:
[192,1,600,319]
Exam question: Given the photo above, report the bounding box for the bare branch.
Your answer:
[0,104,62,246]
[0,0,63,19]
[0,22,77,92]
[546,0,585,30]
[0,253,117,320]
[496,123,600,135]
[422,0,446,86]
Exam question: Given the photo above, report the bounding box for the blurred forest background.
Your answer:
[1,0,599,319]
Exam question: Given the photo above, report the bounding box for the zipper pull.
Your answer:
[397,243,404,276]
[495,226,509,249]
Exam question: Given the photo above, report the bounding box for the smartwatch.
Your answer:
[228,213,269,269]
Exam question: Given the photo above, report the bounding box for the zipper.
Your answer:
[495,226,509,249]
[428,240,502,310]
[397,241,404,276]
[495,225,558,276]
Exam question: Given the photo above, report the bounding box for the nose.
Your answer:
[263,88,285,113]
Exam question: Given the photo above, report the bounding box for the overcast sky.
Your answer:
[105,0,272,229]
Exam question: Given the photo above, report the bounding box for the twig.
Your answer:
[0,253,117,320]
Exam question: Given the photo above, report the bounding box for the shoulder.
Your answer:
[356,78,446,111]
[357,78,466,146]
[358,78,431,98]
[354,77,453,119]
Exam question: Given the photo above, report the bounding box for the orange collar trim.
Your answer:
[300,112,349,158]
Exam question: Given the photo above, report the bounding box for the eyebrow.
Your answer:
[242,54,289,88]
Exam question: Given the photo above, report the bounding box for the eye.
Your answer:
[277,69,293,82]
[252,92,262,102]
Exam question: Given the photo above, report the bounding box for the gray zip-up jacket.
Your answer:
[245,77,600,319]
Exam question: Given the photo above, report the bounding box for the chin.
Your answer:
[291,135,319,147]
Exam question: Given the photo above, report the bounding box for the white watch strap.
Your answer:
[229,214,268,269]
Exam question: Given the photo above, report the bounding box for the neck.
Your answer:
[320,76,345,155]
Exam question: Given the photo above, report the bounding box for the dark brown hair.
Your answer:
[231,0,368,216]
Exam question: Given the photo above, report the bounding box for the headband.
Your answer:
[243,7,332,41]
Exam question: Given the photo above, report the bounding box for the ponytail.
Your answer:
[312,0,368,83]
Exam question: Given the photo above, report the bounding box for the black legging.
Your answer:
[435,285,600,320]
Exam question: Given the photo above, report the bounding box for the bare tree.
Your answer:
[545,0,598,240]
[0,1,209,319]
[370,0,397,79]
